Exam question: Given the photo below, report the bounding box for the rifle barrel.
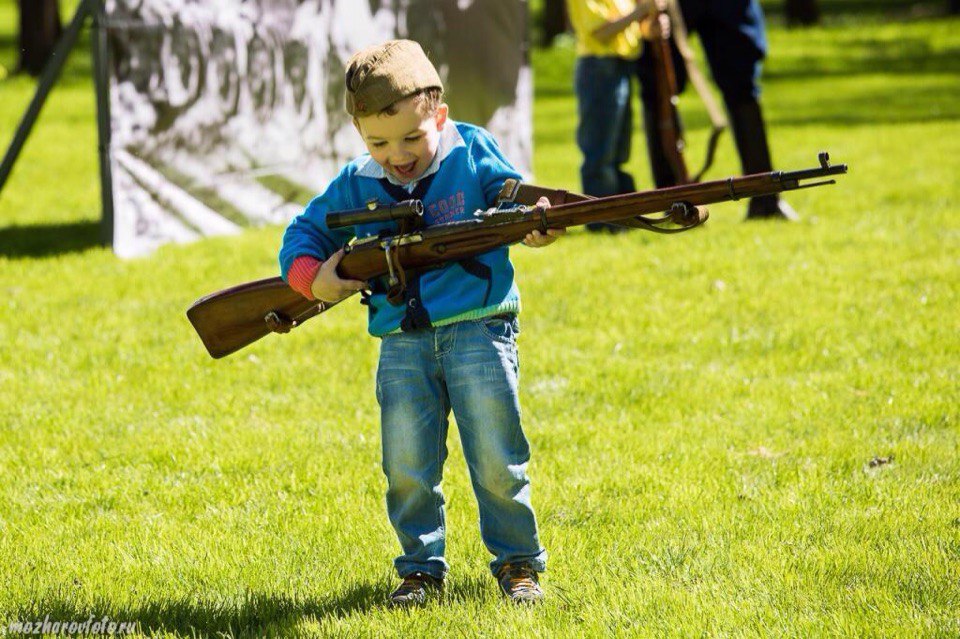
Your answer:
[545,153,848,228]
[777,163,848,183]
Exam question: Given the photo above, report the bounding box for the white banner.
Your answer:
[104,0,531,257]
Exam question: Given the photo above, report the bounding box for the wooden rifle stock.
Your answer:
[187,278,337,359]
[187,155,847,359]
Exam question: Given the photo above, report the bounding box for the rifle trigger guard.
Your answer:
[383,241,399,288]
[383,239,408,306]
[265,310,295,334]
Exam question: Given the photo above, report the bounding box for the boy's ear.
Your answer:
[435,103,449,130]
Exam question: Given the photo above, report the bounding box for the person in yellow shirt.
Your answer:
[565,0,649,232]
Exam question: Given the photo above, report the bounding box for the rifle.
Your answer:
[187,153,847,359]
[644,0,727,183]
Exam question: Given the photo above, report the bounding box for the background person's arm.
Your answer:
[591,1,652,43]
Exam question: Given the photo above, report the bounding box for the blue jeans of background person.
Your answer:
[376,315,547,579]
[575,55,637,198]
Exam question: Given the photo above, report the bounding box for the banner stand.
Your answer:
[0,0,114,248]
[2,1,530,257]
[90,0,114,247]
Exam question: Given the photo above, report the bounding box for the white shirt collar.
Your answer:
[355,121,465,192]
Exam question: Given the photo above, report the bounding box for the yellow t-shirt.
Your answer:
[566,0,642,59]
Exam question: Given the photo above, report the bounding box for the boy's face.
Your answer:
[355,96,448,184]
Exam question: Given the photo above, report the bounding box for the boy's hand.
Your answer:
[523,196,566,248]
[310,248,367,302]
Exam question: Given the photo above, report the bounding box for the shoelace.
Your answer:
[395,572,430,596]
[501,566,540,595]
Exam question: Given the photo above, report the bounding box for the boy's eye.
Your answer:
[371,141,387,148]
[405,135,422,142]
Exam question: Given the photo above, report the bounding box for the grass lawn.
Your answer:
[0,3,958,637]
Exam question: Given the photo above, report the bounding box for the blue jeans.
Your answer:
[575,56,637,198]
[375,315,547,579]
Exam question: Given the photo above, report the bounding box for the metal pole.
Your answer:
[89,0,115,248]
[0,0,93,196]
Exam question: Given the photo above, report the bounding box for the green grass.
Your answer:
[1,6,959,638]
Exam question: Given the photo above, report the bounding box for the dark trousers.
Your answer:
[637,0,777,189]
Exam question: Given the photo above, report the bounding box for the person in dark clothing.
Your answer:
[636,0,798,220]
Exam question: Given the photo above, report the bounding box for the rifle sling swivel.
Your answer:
[537,205,549,234]
[727,177,739,201]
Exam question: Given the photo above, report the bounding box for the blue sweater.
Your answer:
[279,121,523,337]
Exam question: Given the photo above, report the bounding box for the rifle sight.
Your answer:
[778,151,848,183]
[327,199,423,230]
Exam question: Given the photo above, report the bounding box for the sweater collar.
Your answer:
[355,121,465,192]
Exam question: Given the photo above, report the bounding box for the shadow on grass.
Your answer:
[761,0,949,21]
[0,221,103,259]
[535,31,960,102]
[765,35,960,81]
[536,34,960,94]
[13,574,499,636]
[535,29,960,129]
[14,582,387,637]
[770,82,960,127]
[0,31,94,88]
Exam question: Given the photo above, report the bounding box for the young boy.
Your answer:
[278,40,562,606]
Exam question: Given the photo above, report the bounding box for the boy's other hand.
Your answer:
[523,196,566,248]
[310,248,368,302]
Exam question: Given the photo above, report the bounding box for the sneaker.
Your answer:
[496,563,544,604]
[388,571,443,607]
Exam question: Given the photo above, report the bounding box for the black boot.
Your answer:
[728,98,799,221]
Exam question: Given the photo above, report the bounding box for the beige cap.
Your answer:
[344,40,443,117]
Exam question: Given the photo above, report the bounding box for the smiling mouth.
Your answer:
[392,160,418,178]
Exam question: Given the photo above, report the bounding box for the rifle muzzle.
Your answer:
[778,151,849,183]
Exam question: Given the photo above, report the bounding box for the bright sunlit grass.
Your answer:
[0,9,957,638]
